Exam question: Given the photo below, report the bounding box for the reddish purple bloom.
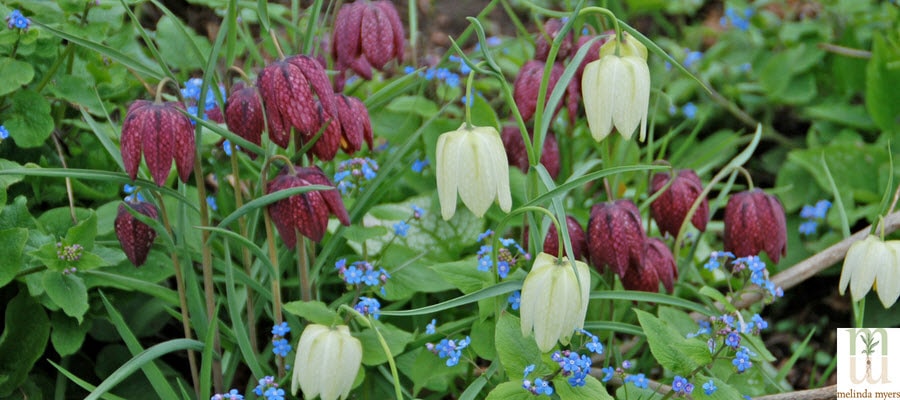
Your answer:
[120,100,195,186]
[534,19,574,62]
[723,189,787,263]
[115,200,159,267]
[622,237,678,293]
[650,169,709,237]
[587,199,646,278]
[224,82,265,157]
[500,124,560,180]
[543,215,588,261]
[333,94,374,155]
[513,60,565,122]
[267,166,351,245]
[332,0,405,79]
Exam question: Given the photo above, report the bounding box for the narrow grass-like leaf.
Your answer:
[590,290,716,316]
[216,185,332,230]
[48,360,128,400]
[85,338,204,400]
[199,304,220,400]
[224,242,268,379]
[526,165,667,208]
[83,271,178,305]
[81,104,124,172]
[198,226,276,282]
[118,0,176,80]
[380,280,522,316]
[582,321,645,337]
[149,0,210,70]
[98,292,179,400]
[821,154,851,238]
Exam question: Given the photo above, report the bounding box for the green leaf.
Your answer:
[634,309,711,375]
[0,290,50,398]
[495,313,546,380]
[698,286,737,313]
[691,374,744,400]
[484,381,534,400]
[6,90,53,148]
[84,338,204,400]
[0,228,27,287]
[356,321,412,366]
[50,312,91,357]
[0,57,34,96]
[555,375,613,400]
[402,348,466,394]
[282,300,340,326]
[430,257,491,294]
[155,16,212,71]
[470,317,497,360]
[866,34,900,134]
[42,272,89,323]
[46,74,106,116]
[386,95,439,118]
[65,212,97,250]
[37,207,95,238]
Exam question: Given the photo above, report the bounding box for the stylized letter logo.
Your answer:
[846,328,891,384]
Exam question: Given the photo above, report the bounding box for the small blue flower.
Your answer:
[725,331,741,349]
[403,66,416,74]
[206,195,218,211]
[524,364,536,376]
[497,260,510,279]
[393,221,410,237]
[799,220,818,235]
[507,291,521,310]
[427,336,470,367]
[426,319,437,335]
[272,338,292,357]
[684,50,703,69]
[814,200,831,219]
[601,366,615,382]
[687,320,712,338]
[411,158,430,173]
[682,102,697,119]
[182,78,203,100]
[533,378,553,395]
[671,375,688,393]
[6,10,31,30]
[703,379,717,395]
[223,139,235,156]
[621,360,632,370]
[225,389,244,399]
[411,205,425,219]
[477,229,493,242]
[263,387,285,400]
[253,376,276,396]
[355,296,381,320]
[0,125,8,140]
[751,314,768,331]
[271,322,290,337]
[733,349,753,372]
[625,373,648,389]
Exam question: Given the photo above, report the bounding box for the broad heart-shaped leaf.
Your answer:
[690,374,744,400]
[555,375,613,400]
[484,381,534,400]
[155,16,212,71]
[0,228,27,287]
[400,347,467,395]
[50,312,91,357]
[495,313,548,380]
[5,89,53,148]
[282,300,340,326]
[42,272,89,323]
[0,289,50,398]
[866,34,900,134]
[634,309,711,375]
[45,74,106,116]
[0,57,34,96]
[430,256,492,294]
[65,212,97,251]
[356,321,413,366]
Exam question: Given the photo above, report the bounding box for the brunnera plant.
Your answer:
[0,1,898,399]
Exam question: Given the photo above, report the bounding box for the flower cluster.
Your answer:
[253,376,284,400]
[334,259,390,294]
[689,312,766,374]
[354,296,381,320]
[271,322,292,358]
[6,9,30,30]
[551,350,592,387]
[56,242,84,262]
[720,7,754,31]
[799,199,831,236]
[705,252,784,300]
[426,336,471,367]
[507,291,521,310]
[522,365,553,396]
[403,66,461,88]
[181,78,225,124]
[123,184,144,202]
[475,230,530,279]
[333,157,379,194]
[425,319,437,335]
[624,373,649,389]
[671,375,694,396]
[210,389,243,400]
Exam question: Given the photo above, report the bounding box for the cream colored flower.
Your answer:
[436,123,512,220]
[292,324,363,400]
[839,235,900,308]
[581,34,650,142]
[520,252,591,352]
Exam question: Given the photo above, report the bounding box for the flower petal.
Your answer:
[582,59,613,142]
[436,129,461,220]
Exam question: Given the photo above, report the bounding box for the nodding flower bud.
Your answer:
[266,166,351,245]
[256,55,337,151]
[650,169,709,237]
[839,235,900,308]
[292,324,362,400]
[723,189,787,263]
[120,100,195,186]
[542,215,588,261]
[622,237,678,293]
[114,200,159,267]
[332,0,405,79]
[513,60,564,122]
[333,93,374,155]
[224,82,265,157]
[520,252,591,352]
[534,18,574,62]
[500,124,560,180]
[587,199,646,278]
[436,124,512,220]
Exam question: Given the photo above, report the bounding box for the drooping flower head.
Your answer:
[120,100,196,185]
[534,18,574,62]
[587,199,646,278]
[839,235,900,308]
[292,324,362,400]
[650,169,709,237]
[542,215,588,261]
[621,237,678,293]
[115,200,159,267]
[581,32,650,142]
[520,252,591,352]
[513,60,565,122]
[332,94,374,155]
[266,166,351,245]
[224,82,265,157]
[500,124,560,180]
[332,0,405,80]
[723,189,787,263]
[436,123,512,220]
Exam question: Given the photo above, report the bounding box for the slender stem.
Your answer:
[407,0,417,65]
[578,7,622,43]
[14,265,47,278]
[269,29,286,59]
[463,70,475,129]
[230,151,258,352]
[154,193,200,397]
[261,155,286,377]
[735,166,755,189]
[297,234,311,301]
[342,306,404,400]
[51,133,78,224]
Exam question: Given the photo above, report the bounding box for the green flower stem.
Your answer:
[51,134,78,225]
[297,234,311,302]
[464,70,475,129]
[229,150,258,352]
[407,0,418,66]
[261,156,287,375]
[153,193,200,396]
[578,7,623,43]
[341,305,404,400]
[494,206,562,260]
[14,265,47,278]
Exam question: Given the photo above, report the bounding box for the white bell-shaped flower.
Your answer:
[581,34,650,142]
[292,324,363,400]
[839,235,900,308]
[520,252,591,352]
[436,123,512,220]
